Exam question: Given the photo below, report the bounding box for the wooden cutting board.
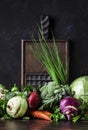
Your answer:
[21,40,69,87]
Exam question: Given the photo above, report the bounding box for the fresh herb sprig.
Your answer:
[50,106,66,122]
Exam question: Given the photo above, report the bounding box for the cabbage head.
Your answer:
[70,76,88,103]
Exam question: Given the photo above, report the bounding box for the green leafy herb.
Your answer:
[50,106,66,122]
[39,82,71,110]
[11,84,19,92]
[0,100,8,117]
[22,85,34,97]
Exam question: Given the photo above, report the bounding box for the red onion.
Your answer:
[27,91,41,109]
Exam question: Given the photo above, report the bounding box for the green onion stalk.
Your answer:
[29,29,68,85]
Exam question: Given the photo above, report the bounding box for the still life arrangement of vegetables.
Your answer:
[0,31,88,123]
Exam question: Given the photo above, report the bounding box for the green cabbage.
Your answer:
[70,76,88,103]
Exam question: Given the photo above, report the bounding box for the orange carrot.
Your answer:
[29,110,52,121]
[42,110,52,116]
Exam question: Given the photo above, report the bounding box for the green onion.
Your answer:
[29,29,68,85]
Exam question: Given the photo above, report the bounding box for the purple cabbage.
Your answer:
[59,96,81,120]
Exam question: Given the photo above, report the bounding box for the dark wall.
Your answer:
[0,0,88,88]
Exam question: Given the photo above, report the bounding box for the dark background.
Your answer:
[0,0,88,89]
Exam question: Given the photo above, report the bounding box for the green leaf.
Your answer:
[1,114,12,120]
[11,84,19,92]
[50,106,66,122]
[72,115,81,123]
[0,99,8,117]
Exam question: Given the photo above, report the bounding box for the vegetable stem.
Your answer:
[30,29,67,85]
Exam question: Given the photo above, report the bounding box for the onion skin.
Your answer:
[27,91,41,109]
[60,97,81,120]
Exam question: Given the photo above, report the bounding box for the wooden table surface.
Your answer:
[0,119,88,130]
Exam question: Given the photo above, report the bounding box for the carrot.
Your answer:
[29,110,52,121]
[42,110,52,116]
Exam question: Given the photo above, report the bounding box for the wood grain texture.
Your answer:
[21,40,69,87]
[0,120,88,130]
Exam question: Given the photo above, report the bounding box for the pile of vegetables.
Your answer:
[1,76,88,122]
[1,31,88,122]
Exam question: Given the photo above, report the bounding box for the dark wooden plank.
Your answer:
[0,120,88,130]
[21,40,69,87]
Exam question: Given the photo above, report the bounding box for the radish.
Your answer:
[27,91,41,109]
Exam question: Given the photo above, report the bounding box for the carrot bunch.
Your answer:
[29,110,52,121]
